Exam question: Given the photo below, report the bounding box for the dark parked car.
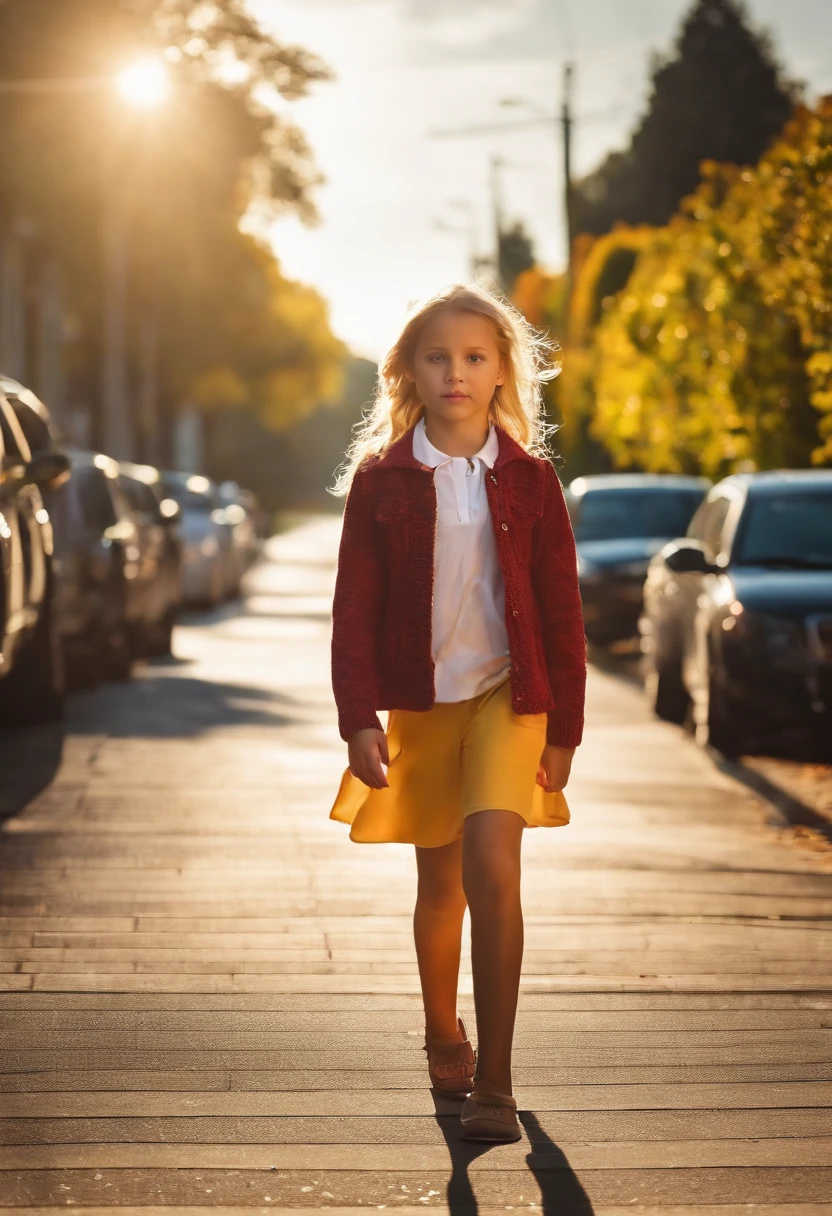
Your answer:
[48,450,139,683]
[565,474,710,645]
[118,462,182,656]
[0,388,70,724]
[640,470,832,757]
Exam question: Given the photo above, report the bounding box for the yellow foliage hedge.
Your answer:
[590,98,832,474]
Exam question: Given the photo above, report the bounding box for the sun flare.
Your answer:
[116,58,171,109]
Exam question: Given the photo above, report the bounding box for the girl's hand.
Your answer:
[537,744,575,793]
[348,728,390,789]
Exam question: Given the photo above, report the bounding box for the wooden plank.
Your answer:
[1,1209,831,1216]
[6,1081,832,1117]
[1,1208,831,1216]
[4,1063,832,1091]
[0,990,830,1010]
[2,1107,830,1143]
[0,1165,831,1206]
[3,1138,832,1170]
[3,1007,829,1031]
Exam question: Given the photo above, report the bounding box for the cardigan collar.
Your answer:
[369,420,537,473]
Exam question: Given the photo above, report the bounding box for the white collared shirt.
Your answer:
[412,416,511,702]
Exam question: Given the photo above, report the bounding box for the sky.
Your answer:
[251,0,832,361]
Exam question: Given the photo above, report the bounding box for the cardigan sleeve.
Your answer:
[331,467,386,741]
[530,461,587,748]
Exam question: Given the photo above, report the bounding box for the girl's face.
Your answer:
[406,310,505,425]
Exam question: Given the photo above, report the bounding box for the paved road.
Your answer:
[1,515,831,1214]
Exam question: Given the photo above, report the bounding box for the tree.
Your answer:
[588,99,832,476]
[0,0,341,456]
[572,0,797,236]
[498,220,536,294]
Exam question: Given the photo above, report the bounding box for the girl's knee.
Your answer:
[416,871,466,917]
[462,852,521,909]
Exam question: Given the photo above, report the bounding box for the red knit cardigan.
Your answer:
[331,423,586,748]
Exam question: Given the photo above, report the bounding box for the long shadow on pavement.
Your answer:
[0,721,63,825]
[522,1110,594,1215]
[65,671,303,738]
[432,1097,594,1214]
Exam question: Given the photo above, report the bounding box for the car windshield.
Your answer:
[735,492,832,568]
[164,484,215,513]
[571,489,705,542]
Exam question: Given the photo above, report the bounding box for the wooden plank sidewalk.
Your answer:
[1,515,831,1213]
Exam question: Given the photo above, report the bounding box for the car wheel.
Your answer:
[0,595,65,727]
[646,653,689,724]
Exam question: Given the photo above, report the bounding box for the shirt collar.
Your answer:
[412,416,499,470]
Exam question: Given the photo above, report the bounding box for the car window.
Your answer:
[122,477,162,518]
[734,492,832,568]
[689,495,732,558]
[571,488,705,542]
[0,396,31,463]
[77,468,118,531]
[8,396,52,455]
[167,487,214,513]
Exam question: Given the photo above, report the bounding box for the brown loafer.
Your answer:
[460,1090,522,1142]
[423,1016,476,1099]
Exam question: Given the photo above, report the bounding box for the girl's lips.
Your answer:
[443,393,468,399]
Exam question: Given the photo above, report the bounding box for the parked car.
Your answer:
[0,387,70,724]
[565,473,710,645]
[219,480,260,583]
[118,462,183,656]
[640,470,832,756]
[160,472,237,605]
[47,450,142,683]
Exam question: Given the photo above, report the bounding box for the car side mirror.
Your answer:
[24,449,71,488]
[663,542,719,575]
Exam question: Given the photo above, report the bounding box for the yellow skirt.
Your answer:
[329,675,570,848]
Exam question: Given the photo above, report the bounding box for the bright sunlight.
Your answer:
[116,57,171,109]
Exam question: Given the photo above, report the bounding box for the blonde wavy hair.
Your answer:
[330,282,561,495]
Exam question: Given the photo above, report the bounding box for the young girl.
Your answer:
[329,283,586,1143]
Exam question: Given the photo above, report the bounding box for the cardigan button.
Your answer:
[512,609,519,617]
[490,475,498,485]
[501,522,508,531]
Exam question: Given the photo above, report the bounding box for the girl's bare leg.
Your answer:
[462,809,525,1095]
[414,839,467,1042]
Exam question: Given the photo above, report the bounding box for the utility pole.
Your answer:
[561,61,575,301]
[490,155,506,286]
[429,61,581,292]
